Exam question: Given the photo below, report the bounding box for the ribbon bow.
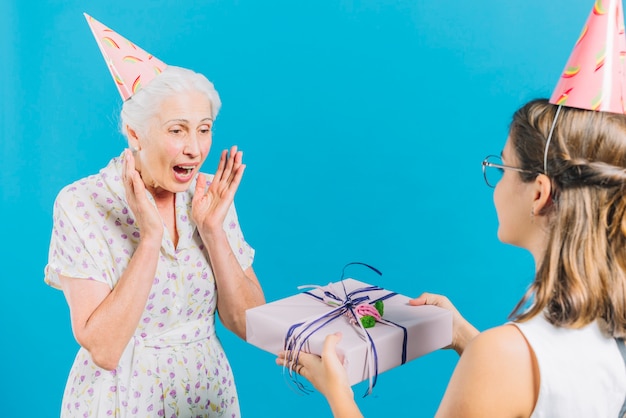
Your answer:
[282,262,407,397]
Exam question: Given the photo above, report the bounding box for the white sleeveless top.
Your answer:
[512,315,626,418]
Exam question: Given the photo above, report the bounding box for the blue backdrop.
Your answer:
[1,0,592,416]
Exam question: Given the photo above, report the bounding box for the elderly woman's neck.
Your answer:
[149,188,176,207]
[148,188,179,247]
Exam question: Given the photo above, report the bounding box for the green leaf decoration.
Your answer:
[360,315,376,328]
[374,300,384,317]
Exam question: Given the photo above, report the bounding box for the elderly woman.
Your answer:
[45,17,264,417]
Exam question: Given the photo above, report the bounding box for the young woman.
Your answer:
[278,99,626,417]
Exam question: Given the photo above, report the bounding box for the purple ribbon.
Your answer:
[282,275,408,396]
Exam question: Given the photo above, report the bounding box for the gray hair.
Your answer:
[120,66,221,140]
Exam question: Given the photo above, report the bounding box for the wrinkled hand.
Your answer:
[192,146,245,234]
[122,149,163,243]
[410,292,479,355]
[276,333,353,401]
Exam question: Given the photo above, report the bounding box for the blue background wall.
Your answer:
[1,0,592,416]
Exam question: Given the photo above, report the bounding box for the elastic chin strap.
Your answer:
[543,105,562,175]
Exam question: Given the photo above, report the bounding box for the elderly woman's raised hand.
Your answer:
[192,146,245,234]
[122,149,164,244]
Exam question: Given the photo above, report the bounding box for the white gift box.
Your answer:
[246,278,453,386]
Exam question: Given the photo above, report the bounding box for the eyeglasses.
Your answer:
[481,155,535,188]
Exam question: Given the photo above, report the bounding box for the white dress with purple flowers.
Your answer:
[45,153,254,418]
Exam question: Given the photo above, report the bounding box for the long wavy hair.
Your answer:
[508,99,626,338]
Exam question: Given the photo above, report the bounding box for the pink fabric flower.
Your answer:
[355,304,382,321]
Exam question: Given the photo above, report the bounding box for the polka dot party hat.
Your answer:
[84,13,168,101]
[550,0,626,114]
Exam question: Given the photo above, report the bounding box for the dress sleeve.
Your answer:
[223,202,255,271]
[44,186,114,290]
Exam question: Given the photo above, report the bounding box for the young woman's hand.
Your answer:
[276,333,363,418]
[410,293,479,355]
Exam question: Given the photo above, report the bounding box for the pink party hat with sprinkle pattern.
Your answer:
[84,13,167,101]
[550,0,626,114]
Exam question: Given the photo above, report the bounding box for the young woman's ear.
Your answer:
[532,173,553,216]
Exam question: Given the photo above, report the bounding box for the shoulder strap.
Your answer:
[616,338,626,418]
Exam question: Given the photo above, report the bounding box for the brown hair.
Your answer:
[508,99,626,338]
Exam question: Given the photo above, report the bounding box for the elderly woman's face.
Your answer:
[136,90,213,195]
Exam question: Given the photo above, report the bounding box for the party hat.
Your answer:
[550,0,626,114]
[84,13,167,101]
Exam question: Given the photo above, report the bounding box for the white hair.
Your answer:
[120,66,221,140]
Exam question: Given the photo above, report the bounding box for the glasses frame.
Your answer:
[482,155,536,188]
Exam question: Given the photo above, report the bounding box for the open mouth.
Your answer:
[173,165,196,181]
[174,165,194,176]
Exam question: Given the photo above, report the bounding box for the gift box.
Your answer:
[246,278,452,388]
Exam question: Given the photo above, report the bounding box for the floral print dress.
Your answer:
[45,153,254,418]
